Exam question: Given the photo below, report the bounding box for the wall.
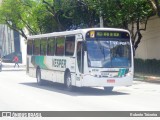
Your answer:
[0,24,15,56]
[135,16,160,60]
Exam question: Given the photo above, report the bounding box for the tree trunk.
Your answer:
[134,31,142,50]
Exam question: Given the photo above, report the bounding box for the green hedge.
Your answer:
[134,58,160,75]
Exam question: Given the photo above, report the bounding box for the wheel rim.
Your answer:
[66,75,71,88]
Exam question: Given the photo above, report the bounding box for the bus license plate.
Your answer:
[107,79,115,83]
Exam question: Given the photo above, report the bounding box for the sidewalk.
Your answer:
[1,62,26,71]
[134,74,160,84]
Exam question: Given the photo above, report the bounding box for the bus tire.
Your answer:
[36,68,43,85]
[65,71,73,91]
[104,87,113,92]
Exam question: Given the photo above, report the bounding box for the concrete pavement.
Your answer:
[0,70,160,111]
[134,74,160,84]
[0,62,25,71]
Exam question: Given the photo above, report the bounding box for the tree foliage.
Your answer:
[0,0,159,51]
[0,0,38,39]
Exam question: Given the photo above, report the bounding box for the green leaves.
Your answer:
[0,0,158,41]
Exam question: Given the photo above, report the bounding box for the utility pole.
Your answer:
[100,12,104,28]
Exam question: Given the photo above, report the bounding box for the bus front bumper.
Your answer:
[80,75,133,87]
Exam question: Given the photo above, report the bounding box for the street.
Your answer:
[0,67,160,112]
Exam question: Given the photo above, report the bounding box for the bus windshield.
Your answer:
[86,38,131,68]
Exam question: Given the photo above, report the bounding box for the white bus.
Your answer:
[27,28,134,92]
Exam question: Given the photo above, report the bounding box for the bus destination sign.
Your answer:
[96,31,120,37]
[87,31,129,39]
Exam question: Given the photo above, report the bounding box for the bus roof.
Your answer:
[27,28,129,40]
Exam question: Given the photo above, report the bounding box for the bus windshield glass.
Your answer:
[86,31,131,68]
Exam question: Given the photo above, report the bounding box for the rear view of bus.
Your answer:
[80,29,134,92]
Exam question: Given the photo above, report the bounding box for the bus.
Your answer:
[27,28,134,92]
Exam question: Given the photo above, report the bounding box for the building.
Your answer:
[135,16,160,60]
[0,24,22,63]
[0,0,26,64]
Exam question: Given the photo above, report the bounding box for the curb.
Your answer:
[1,63,25,68]
[134,78,160,84]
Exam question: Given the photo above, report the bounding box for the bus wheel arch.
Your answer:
[64,69,73,91]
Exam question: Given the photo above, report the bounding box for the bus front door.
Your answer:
[75,42,84,87]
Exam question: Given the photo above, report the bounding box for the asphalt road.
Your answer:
[0,68,160,120]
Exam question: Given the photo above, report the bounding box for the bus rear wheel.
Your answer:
[36,69,43,85]
[104,87,113,92]
[65,72,73,91]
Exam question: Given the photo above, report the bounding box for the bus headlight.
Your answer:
[90,73,101,78]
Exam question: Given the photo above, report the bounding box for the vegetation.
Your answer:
[0,0,159,50]
[135,58,160,76]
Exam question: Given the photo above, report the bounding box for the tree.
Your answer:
[118,0,154,50]
[151,0,160,16]
[86,0,155,51]
[0,0,60,38]
[42,0,99,30]
[0,0,37,39]
[0,0,159,50]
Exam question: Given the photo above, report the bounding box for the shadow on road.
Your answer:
[20,81,129,96]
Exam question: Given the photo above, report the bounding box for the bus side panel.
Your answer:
[33,56,57,82]
[66,57,76,86]
[41,69,53,82]
[40,56,55,82]
[27,56,37,78]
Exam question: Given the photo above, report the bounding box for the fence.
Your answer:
[134,58,160,80]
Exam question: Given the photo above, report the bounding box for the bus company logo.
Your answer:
[52,59,66,68]
[2,112,11,117]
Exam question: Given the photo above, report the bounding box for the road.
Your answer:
[0,67,160,113]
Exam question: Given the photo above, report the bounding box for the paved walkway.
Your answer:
[134,76,160,84]
[0,62,25,71]
[1,62,25,67]
[134,73,160,83]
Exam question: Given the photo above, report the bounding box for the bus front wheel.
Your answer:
[104,87,113,92]
[65,72,73,91]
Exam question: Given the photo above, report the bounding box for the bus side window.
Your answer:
[65,36,75,56]
[47,38,55,56]
[55,37,65,56]
[33,39,40,55]
[40,38,47,55]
